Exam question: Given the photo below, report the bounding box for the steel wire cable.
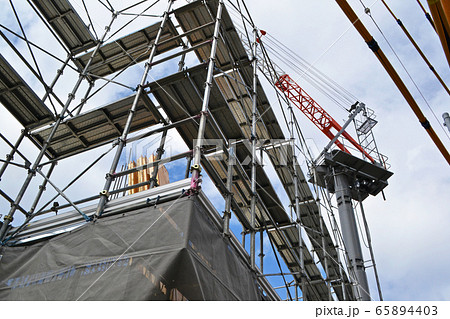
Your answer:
[82,0,99,40]
[260,40,351,111]
[264,33,359,104]
[228,10,358,113]
[354,200,370,249]
[97,0,115,13]
[267,34,357,99]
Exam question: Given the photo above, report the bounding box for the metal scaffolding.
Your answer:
[0,0,392,301]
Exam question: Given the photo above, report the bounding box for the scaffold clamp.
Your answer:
[100,190,109,197]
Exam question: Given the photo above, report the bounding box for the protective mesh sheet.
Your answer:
[0,196,260,300]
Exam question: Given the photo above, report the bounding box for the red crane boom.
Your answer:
[275,74,375,163]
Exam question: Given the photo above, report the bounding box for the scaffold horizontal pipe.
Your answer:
[148,40,212,68]
[112,150,192,179]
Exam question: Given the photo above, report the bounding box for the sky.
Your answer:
[0,0,449,302]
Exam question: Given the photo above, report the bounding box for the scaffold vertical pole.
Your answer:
[259,229,264,272]
[75,80,95,115]
[0,129,27,181]
[320,214,332,300]
[0,13,118,241]
[178,41,188,71]
[185,155,192,179]
[357,193,383,301]
[312,167,332,300]
[287,87,306,300]
[28,162,56,216]
[149,47,187,189]
[95,0,174,217]
[190,0,224,191]
[149,129,168,188]
[42,54,71,104]
[250,25,258,270]
[223,145,234,237]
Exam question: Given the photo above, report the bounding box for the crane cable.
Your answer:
[265,33,359,104]
[227,3,360,114]
[261,35,354,111]
[379,0,450,96]
[359,0,450,141]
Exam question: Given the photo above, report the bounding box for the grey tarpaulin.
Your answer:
[0,195,260,300]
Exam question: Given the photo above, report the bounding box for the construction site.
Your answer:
[0,0,449,301]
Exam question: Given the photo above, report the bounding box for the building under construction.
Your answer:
[0,0,448,301]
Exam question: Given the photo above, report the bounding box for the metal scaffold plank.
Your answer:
[174,0,248,69]
[29,94,163,159]
[0,54,55,129]
[31,0,97,55]
[74,19,181,77]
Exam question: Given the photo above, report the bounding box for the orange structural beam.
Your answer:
[335,0,450,165]
[428,0,450,68]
